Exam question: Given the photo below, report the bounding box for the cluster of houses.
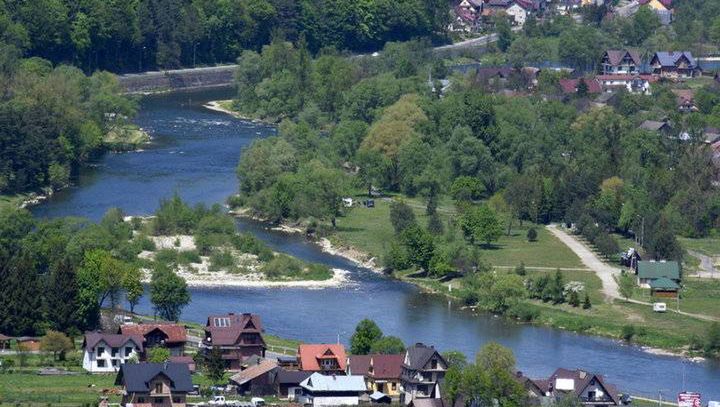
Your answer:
[81,312,627,407]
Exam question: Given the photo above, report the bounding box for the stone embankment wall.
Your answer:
[118,65,237,93]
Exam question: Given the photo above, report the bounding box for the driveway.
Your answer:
[546,224,621,301]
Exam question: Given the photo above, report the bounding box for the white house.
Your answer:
[506,3,528,26]
[82,332,143,373]
[299,373,367,407]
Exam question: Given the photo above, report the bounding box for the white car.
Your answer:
[653,302,667,312]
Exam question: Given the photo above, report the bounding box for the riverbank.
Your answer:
[204,100,277,125]
[103,124,151,151]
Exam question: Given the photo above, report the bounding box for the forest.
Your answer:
[0,0,449,73]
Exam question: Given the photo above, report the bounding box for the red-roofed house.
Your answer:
[298,344,347,374]
[559,78,602,95]
[119,323,187,358]
[202,313,266,370]
[348,354,404,397]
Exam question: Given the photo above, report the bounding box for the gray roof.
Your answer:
[653,52,697,68]
[404,343,445,370]
[639,120,669,131]
[83,332,144,352]
[300,373,367,392]
[637,261,680,280]
[276,369,313,384]
[115,362,193,393]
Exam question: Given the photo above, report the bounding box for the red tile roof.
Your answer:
[298,344,347,372]
[559,78,602,94]
[120,323,187,344]
[205,313,264,346]
[349,354,404,380]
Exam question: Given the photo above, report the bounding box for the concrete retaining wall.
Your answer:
[118,65,237,93]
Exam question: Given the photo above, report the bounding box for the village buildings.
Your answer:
[115,362,193,407]
[82,332,143,373]
[201,312,267,370]
[400,343,448,405]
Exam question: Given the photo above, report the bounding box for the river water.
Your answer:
[31,88,720,400]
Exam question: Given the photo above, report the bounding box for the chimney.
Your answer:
[579,370,587,379]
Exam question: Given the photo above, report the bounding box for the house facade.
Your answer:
[650,52,700,78]
[348,354,404,397]
[82,332,143,373]
[536,368,621,406]
[400,343,448,405]
[202,313,267,370]
[636,260,681,289]
[595,74,656,95]
[600,50,641,75]
[115,362,193,407]
[119,323,187,358]
[299,372,367,407]
[298,344,348,375]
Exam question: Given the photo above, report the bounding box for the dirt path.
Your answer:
[687,250,719,279]
[546,224,621,301]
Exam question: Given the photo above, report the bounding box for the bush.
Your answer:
[507,302,541,322]
[461,290,479,306]
[178,250,201,264]
[384,240,411,271]
[209,250,236,271]
[232,232,274,261]
[137,235,156,251]
[154,249,179,265]
[227,194,246,209]
[527,227,538,242]
[621,324,636,341]
[514,262,526,276]
[262,254,304,279]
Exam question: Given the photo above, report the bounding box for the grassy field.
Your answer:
[679,237,720,256]
[331,195,583,269]
[0,372,119,405]
[0,194,28,212]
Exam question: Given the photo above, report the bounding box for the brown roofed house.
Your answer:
[600,50,641,75]
[229,358,279,396]
[537,368,622,406]
[298,343,347,374]
[119,323,187,358]
[202,313,266,370]
[348,354,405,397]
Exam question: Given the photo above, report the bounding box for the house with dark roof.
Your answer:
[348,354,405,397]
[535,368,621,406]
[600,50,641,75]
[650,52,700,78]
[82,332,143,373]
[202,313,266,370]
[400,343,448,405]
[119,323,187,358]
[636,260,681,291]
[115,362,193,407]
[298,344,347,374]
[276,369,314,400]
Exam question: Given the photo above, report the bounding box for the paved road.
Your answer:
[687,250,719,279]
[433,33,499,52]
[546,224,621,301]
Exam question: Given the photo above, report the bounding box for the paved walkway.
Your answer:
[546,224,621,301]
[547,225,720,322]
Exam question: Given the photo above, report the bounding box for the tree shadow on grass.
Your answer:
[480,243,504,250]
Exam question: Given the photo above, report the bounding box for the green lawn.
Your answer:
[675,278,720,319]
[679,237,720,256]
[331,196,583,269]
[0,194,28,212]
[0,372,119,405]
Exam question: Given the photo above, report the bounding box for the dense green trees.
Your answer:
[349,318,406,355]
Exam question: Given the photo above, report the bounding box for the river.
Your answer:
[31,87,720,400]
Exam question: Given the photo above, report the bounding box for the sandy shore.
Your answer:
[204,100,275,124]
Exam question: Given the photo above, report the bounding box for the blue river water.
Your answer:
[31,87,720,400]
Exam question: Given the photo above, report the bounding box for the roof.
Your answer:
[300,372,367,392]
[671,89,695,105]
[230,359,278,385]
[595,74,657,82]
[0,334,11,341]
[653,51,697,68]
[120,323,187,344]
[649,277,680,290]
[115,362,193,393]
[603,50,642,67]
[298,344,347,371]
[704,128,720,144]
[547,368,621,405]
[348,354,404,379]
[404,343,445,370]
[83,332,144,352]
[205,313,264,346]
[409,399,448,407]
[559,78,602,94]
[370,391,391,401]
[276,369,313,384]
[639,120,670,131]
[637,261,680,280]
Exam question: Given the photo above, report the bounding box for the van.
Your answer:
[653,302,667,312]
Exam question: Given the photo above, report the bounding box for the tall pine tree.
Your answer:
[0,250,43,336]
[47,256,79,332]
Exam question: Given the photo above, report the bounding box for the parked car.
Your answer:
[207,395,245,406]
[653,302,667,312]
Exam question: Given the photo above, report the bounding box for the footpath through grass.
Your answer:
[331,195,583,269]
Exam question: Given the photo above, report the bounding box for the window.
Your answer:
[588,391,596,400]
[125,347,133,356]
[97,347,105,357]
[111,347,118,357]
[154,397,163,404]
[97,360,106,368]
[155,383,163,393]
[138,397,145,403]
[391,383,397,391]
[431,359,437,369]
[111,360,118,367]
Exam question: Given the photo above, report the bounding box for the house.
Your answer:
[119,323,187,358]
[453,0,484,32]
[671,89,699,113]
[600,50,641,75]
[638,0,673,24]
[650,52,700,78]
[639,120,673,136]
[115,362,193,407]
[229,359,279,396]
[536,368,621,406]
[298,344,347,374]
[202,313,267,370]
[169,356,196,374]
[636,260,681,288]
[14,337,41,351]
[347,354,404,397]
[299,372,368,407]
[505,2,529,26]
[648,277,680,298]
[276,369,313,401]
[82,332,143,373]
[559,78,602,95]
[400,343,448,405]
[595,74,656,95]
